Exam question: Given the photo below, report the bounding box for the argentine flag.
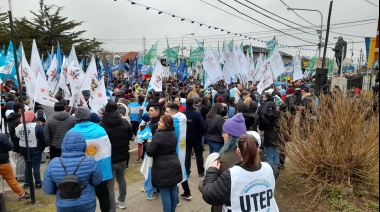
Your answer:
[137,125,153,140]
[138,122,157,198]
[69,122,113,181]
[173,112,188,184]
[129,102,149,122]
[140,154,157,198]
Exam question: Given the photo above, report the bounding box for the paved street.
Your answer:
[96,142,210,212]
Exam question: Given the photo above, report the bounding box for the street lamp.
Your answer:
[287,8,323,68]
[182,33,195,58]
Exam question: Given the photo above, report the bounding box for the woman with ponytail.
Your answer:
[202,134,279,212]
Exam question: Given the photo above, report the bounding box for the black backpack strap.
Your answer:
[73,157,87,175]
[59,157,68,176]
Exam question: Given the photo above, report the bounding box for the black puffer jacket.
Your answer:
[146,129,182,188]
[205,115,225,143]
[99,111,133,164]
[44,111,75,148]
[7,112,21,153]
[259,103,281,148]
[202,162,279,207]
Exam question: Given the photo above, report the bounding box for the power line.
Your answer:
[96,18,376,42]
[279,0,319,27]
[216,0,316,44]
[363,0,379,7]
[198,0,271,30]
[232,0,318,37]
[244,0,318,31]
[123,0,316,50]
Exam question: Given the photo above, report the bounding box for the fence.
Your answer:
[346,74,376,91]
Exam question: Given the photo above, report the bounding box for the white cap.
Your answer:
[265,89,274,95]
[205,153,220,171]
[247,131,262,147]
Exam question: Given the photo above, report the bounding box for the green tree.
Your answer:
[0,0,102,59]
[0,12,11,48]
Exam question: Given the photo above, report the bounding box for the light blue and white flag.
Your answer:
[69,122,113,181]
[173,112,188,184]
[140,154,157,198]
[137,125,153,140]
[129,102,148,122]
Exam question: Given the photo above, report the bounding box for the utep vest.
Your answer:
[224,162,279,212]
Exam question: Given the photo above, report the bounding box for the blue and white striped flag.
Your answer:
[69,122,113,181]
[137,125,153,140]
[173,112,188,184]
[140,155,157,198]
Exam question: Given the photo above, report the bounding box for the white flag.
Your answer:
[30,40,46,81]
[149,61,164,92]
[89,76,108,115]
[203,45,223,84]
[293,55,304,81]
[83,57,99,92]
[257,67,274,95]
[67,60,87,95]
[269,47,286,78]
[34,73,59,107]
[234,46,249,82]
[46,55,60,96]
[20,45,37,101]
[254,61,269,82]
[223,41,238,82]
[247,59,256,82]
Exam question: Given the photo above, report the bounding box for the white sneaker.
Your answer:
[141,187,145,192]
[146,196,157,201]
[117,201,127,209]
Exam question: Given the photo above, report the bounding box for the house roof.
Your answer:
[120,52,139,62]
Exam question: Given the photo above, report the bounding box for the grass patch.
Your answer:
[363,199,379,210]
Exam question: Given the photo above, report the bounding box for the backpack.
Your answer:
[58,157,87,199]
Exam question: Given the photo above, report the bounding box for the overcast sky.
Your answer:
[1,0,379,61]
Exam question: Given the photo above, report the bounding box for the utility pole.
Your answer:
[322,0,334,68]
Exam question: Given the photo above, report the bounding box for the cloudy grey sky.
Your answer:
[1,0,379,61]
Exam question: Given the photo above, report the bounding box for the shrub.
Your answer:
[279,94,379,202]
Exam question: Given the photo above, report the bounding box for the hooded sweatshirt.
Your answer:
[44,111,75,148]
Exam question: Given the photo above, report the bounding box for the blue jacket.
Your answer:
[43,132,102,208]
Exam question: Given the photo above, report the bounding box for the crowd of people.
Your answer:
[0,66,378,212]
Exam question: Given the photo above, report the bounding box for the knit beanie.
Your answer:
[54,102,65,112]
[20,110,35,123]
[75,106,91,123]
[223,113,247,138]
[287,87,295,94]
[90,113,101,123]
[105,102,118,113]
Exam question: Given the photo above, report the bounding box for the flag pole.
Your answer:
[9,7,36,204]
